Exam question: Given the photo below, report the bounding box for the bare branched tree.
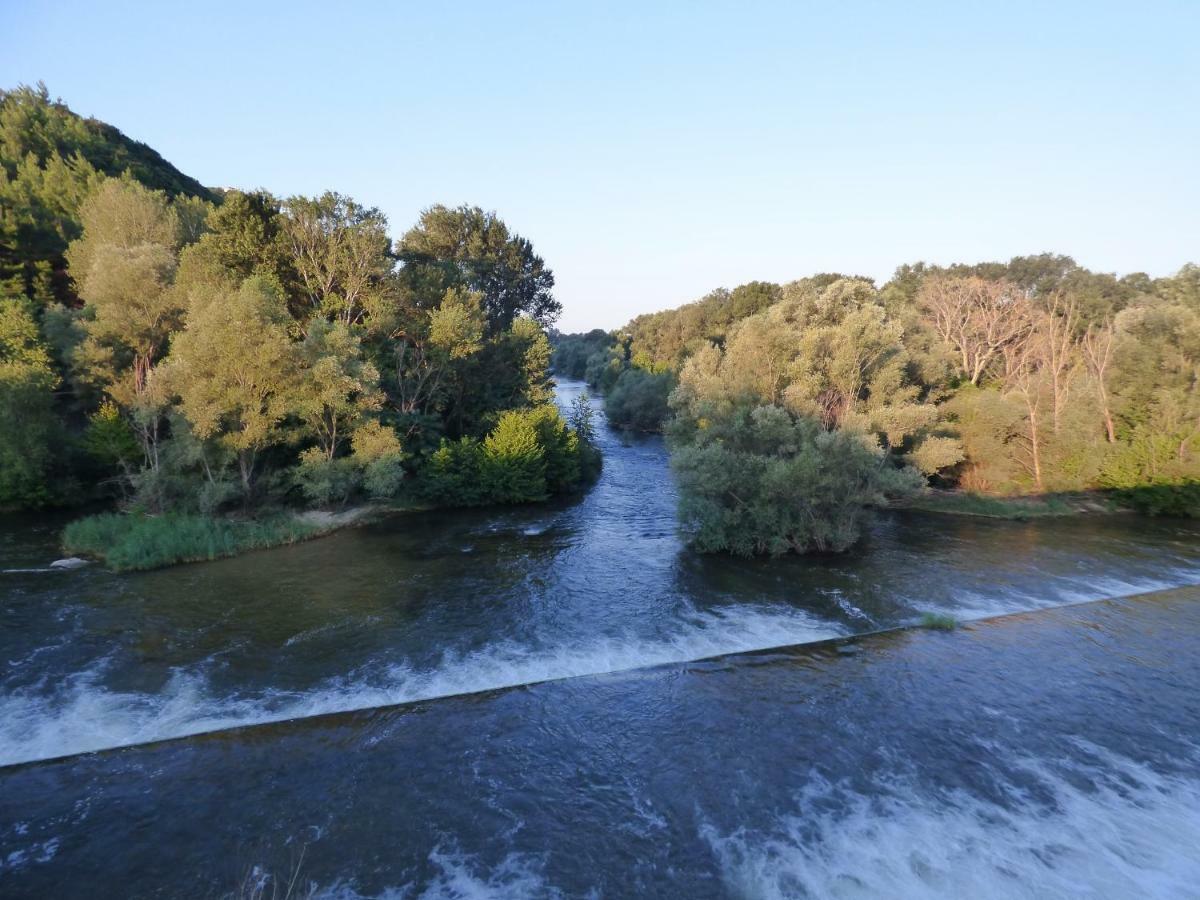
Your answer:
[1081,318,1117,442]
[1002,335,1045,491]
[918,276,1034,385]
[1040,293,1080,434]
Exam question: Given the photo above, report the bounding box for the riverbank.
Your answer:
[61,506,396,572]
[902,489,1124,520]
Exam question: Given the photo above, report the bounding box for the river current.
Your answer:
[2,381,1199,897]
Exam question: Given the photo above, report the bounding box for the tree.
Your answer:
[167,277,299,499]
[294,319,382,461]
[281,192,395,329]
[398,204,559,332]
[174,190,292,298]
[0,296,60,507]
[605,368,673,431]
[1082,319,1117,443]
[670,402,921,556]
[918,276,1033,385]
[66,177,185,469]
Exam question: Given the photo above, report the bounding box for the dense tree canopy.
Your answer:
[0,86,591,515]
[555,252,1200,554]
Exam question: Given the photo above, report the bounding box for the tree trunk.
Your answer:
[1029,406,1043,492]
[239,452,254,507]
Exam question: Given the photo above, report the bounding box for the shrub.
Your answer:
[351,420,406,499]
[482,409,548,503]
[0,297,61,509]
[605,368,673,432]
[569,394,603,483]
[416,405,589,507]
[1110,481,1200,518]
[293,449,360,507]
[671,402,922,556]
[417,437,490,507]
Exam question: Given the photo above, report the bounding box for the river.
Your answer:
[2,380,1199,897]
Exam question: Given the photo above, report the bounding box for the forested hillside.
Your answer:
[0,86,597,548]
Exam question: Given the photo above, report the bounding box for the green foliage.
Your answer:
[281,191,395,328]
[0,85,584,545]
[293,449,360,507]
[168,277,299,496]
[670,403,922,556]
[83,400,140,469]
[418,437,490,507]
[0,296,60,507]
[398,204,559,332]
[584,344,626,391]
[418,405,587,507]
[62,511,321,572]
[1110,481,1200,518]
[551,329,614,379]
[605,368,673,432]
[0,84,213,305]
[919,612,958,630]
[351,419,407,498]
[482,408,548,502]
[569,393,603,482]
[294,319,382,460]
[623,280,785,370]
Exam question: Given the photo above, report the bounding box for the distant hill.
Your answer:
[0,82,214,301]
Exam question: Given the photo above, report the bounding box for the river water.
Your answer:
[2,381,1200,897]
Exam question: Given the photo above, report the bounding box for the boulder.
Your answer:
[49,557,90,570]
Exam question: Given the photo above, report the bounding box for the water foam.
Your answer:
[704,748,1200,899]
[914,570,1198,621]
[4,568,1197,768]
[0,603,841,766]
[306,848,562,900]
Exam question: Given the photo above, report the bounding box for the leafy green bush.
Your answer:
[417,405,589,507]
[605,368,673,432]
[1110,481,1200,517]
[552,329,613,380]
[351,420,406,499]
[63,512,322,571]
[671,403,922,556]
[481,408,548,503]
[293,449,360,507]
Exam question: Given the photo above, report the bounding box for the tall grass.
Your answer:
[63,512,322,572]
[907,491,1079,519]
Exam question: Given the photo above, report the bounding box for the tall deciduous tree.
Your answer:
[295,319,382,460]
[398,204,559,332]
[168,277,298,498]
[66,178,185,468]
[282,192,396,329]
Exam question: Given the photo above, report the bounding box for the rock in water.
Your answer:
[49,557,90,570]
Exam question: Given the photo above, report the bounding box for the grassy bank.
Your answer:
[903,490,1120,520]
[62,512,338,572]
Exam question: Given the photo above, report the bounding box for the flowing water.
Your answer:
[2,380,1200,897]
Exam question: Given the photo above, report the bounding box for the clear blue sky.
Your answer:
[5,0,1198,331]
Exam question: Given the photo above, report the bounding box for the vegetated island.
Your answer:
[552,256,1200,550]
